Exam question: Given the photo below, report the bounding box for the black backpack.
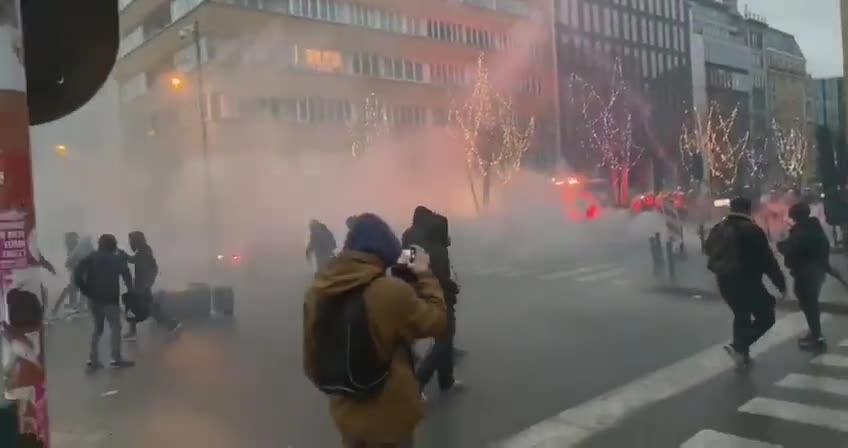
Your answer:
[313,279,390,400]
[705,220,742,275]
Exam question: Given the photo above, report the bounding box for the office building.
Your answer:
[811,77,845,134]
[115,0,556,210]
[554,0,693,190]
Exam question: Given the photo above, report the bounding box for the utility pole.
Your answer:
[181,20,218,284]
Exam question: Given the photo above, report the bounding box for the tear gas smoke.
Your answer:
[28,14,675,292]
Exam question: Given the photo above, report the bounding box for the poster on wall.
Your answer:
[0,1,51,446]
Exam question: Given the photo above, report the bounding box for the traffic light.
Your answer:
[20,0,119,125]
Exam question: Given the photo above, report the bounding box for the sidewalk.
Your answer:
[652,251,848,313]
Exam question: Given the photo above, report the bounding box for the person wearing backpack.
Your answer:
[705,197,786,366]
[303,213,447,448]
[777,202,831,351]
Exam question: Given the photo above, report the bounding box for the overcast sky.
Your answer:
[738,0,842,77]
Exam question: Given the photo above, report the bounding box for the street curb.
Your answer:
[650,285,848,316]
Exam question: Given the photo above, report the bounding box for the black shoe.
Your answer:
[86,360,103,371]
[724,345,751,367]
[110,359,135,369]
[439,379,466,393]
[797,333,815,345]
[799,337,827,352]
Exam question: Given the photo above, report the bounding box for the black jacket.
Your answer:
[307,223,337,257]
[777,216,830,278]
[74,250,133,306]
[402,206,459,303]
[707,213,786,293]
[129,246,158,291]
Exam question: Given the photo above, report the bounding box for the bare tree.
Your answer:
[451,54,534,211]
[772,118,810,187]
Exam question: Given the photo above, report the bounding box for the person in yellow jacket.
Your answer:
[303,213,447,448]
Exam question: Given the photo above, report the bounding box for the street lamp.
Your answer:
[179,20,219,286]
[54,144,68,158]
[169,75,183,89]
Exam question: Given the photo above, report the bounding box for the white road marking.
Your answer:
[498,312,821,448]
[538,264,616,280]
[739,397,848,433]
[776,373,848,397]
[811,354,848,369]
[575,267,627,283]
[680,429,781,448]
[505,271,528,277]
[100,390,119,397]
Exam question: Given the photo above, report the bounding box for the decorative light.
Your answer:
[170,76,183,89]
[679,102,748,190]
[348,92,389,158]
[450,53,535,208]
[771,118,809,185]
[569,59,642,204]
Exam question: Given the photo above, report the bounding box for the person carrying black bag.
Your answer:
[123,231,180,340]
[402,207,463,397]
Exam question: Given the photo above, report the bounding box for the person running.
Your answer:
[74,234,135,369]
[705,197,786,366]
[123,231,180,340]
[777,202,831,351]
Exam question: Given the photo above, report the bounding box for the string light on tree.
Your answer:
[570,59,642,206]
[679,102,748,192]
[771,118,809,186]
[451,54,535,210]
[744,137,768,184]
[348,92,389,158]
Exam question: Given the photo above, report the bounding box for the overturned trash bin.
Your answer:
[159,283,212,321]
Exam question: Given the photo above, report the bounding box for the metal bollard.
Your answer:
[666,239,676,284]
[650,235,661,277]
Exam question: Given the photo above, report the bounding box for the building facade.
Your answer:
[689,0,753,145]
[554,0,693,191]
[115,0,555,219]
[811,77,845,134]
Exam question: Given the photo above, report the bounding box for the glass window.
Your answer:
[390,59,401,79]
[623,12,630,40]
[603,7,611,36]
[670,0,676,20]
[648,20,654,45]
[641,50,649,78]
[640,17,647,43]
[647,0,653,14]
[414,63,423,82]
[404,60,413,80]
[612,10,620,38]
[570,0,579,28]
[592,4,601,33]
[651,51,658,78]
[583,4,591,32]
[631,15,638,41]
[658,23,664,48]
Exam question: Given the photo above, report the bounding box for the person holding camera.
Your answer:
[303,213,447,448]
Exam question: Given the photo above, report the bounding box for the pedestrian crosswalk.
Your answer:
[678,340,848,447]
[462,262,634,285]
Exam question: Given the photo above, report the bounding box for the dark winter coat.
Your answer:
[777,216,830,279]
[706,213,786,293]
[307,222,337,258]
[402,207,459,303]
[128,231,159,292]
[74,250,133,306]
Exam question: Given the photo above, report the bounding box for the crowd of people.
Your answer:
[303,206,463,448]
[41,230,182,369]
[705,196,833,366]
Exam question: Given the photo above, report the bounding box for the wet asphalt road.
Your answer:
[44,230,751,448]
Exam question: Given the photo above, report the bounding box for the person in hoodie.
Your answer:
[74,234,135,369]
[303,213,447,448]
[306,219,337,272]
[705,197,786,366]
[123,231,180,340]
[778,202,831,351]
[402,206,462,394]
